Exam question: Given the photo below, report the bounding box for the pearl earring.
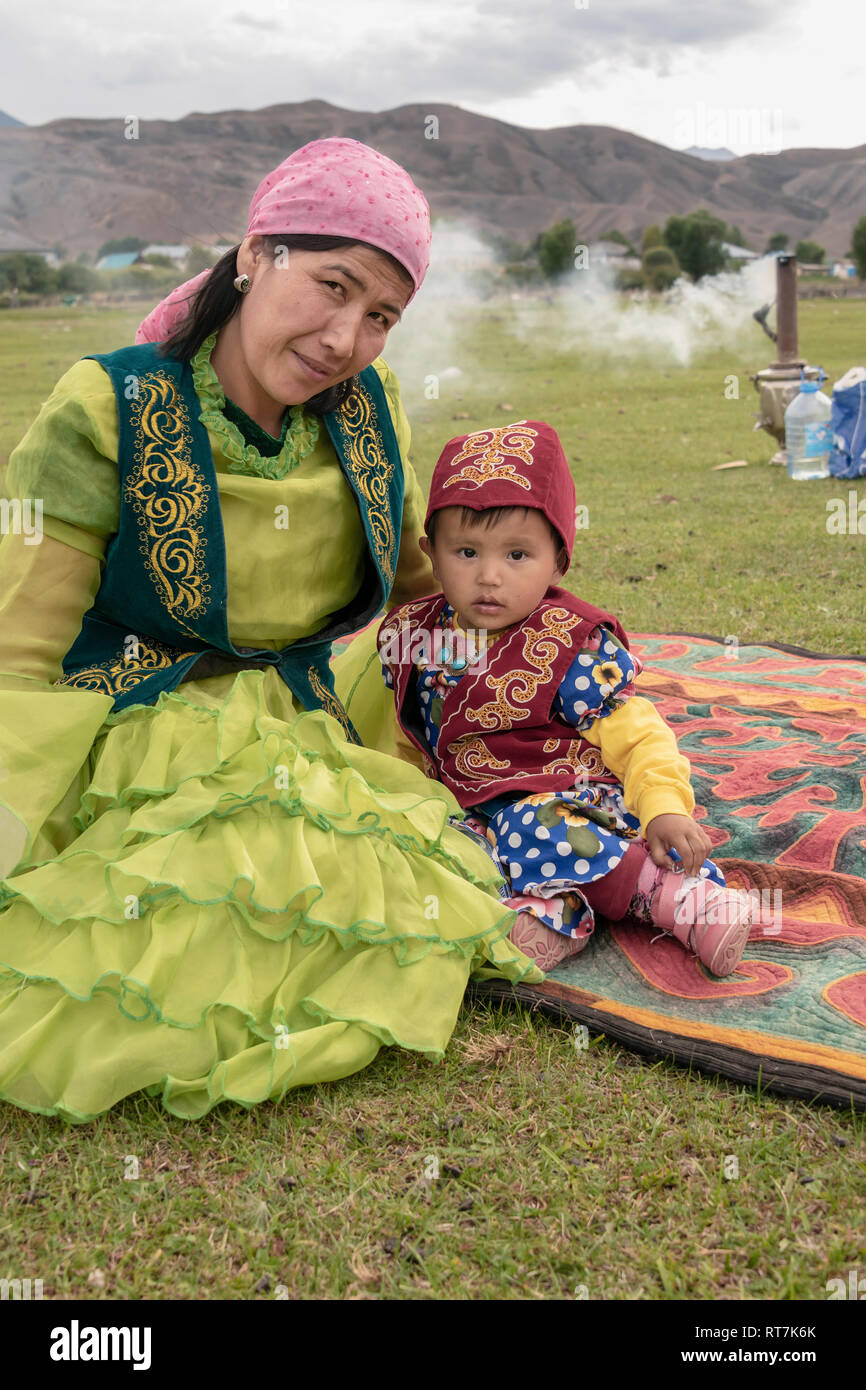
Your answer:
[233,273,251,293]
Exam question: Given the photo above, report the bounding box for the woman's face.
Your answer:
[230,236,412,408]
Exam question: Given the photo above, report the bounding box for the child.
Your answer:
[376,420,754,975]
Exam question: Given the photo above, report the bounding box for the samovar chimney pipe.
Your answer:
[773,253,803,367]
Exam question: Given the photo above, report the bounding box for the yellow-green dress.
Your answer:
[0,336,540,1122]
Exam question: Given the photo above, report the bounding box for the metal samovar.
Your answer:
[750,253,822,464]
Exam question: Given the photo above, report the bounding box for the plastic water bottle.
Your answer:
[785,368,833,480]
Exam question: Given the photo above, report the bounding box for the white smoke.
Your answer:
[382,218,494,403]
[384,224,780,398]
[548,251,780,366]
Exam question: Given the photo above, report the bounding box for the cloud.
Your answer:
[0,0,852,161]
[465,0,797,83]
[230,13,283,28]
[4,0,799,118]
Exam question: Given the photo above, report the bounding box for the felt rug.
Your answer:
[472,633,866,1111]
[334,629,866,1109]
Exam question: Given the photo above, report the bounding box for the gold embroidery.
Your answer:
[449,737,511,784]
[56,636,197,697]
[126,372,211,641]
[466,608,582,730]
[443,423,538,492]
[379,600,438,673]
[331,383,396,586]
[307,665,360,743]
[542,742,606,777]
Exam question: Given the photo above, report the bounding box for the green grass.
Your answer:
[0,297,864,1301]
[2,1004,864,1301]
[1,1005,863,1300]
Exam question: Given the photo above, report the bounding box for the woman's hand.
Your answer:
[644,813,712,876]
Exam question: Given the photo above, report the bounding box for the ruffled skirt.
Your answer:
[0,667,540,1122]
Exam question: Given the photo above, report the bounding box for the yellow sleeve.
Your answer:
[0,528,107,685]
[372,357,437,608]
[580,695,696,835]
[0,529,113,876]
[42,515,108,560]
[5,358,120,547]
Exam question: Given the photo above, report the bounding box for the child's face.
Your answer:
[419,507,567,631]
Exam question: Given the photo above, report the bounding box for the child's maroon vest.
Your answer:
[378,587,633,809]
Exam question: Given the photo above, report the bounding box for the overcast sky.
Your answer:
[2,0,863,154]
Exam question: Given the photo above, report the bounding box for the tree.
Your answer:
[642,224,664,251]
[602,228,638,255]
[663,209,727,280]
[851,216,866,279]
[479,230,527,263]
[120,264,164,289]
[538,218,578,279]
[0,253,58,293]
[615,267,646,292]
[96,235,146,261]
[726,224,751,249]
[185,244,219,276]
[795,239,826,265]
[58,262,99,293]
[28,257,58,293]
[642,245,681,291]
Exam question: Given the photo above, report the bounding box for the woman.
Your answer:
[0,138,541,1122]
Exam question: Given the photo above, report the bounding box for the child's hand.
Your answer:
[645,814,712,876]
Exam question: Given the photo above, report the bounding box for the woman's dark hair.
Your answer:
[159,234,414,416]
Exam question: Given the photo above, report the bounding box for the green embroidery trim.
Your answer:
[192,333,320,481]
[222,396,290,458]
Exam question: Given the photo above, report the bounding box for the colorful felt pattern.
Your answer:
[468,633,866,1108]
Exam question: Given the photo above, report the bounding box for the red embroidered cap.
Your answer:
[424,420,578,564]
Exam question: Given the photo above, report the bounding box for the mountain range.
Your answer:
[0,100,862,259]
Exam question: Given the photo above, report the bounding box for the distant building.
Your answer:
[589,240,641,269]
[0,233,59,266]
[832,259,858,279]
[140,243,189,262]
[96,252,142,271]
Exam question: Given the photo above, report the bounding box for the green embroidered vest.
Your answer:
[56,343,405,742]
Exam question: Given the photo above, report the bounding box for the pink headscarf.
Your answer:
[135,137,432,344]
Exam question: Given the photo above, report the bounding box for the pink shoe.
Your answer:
[652,870,754,976]
[508,912,588,972]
